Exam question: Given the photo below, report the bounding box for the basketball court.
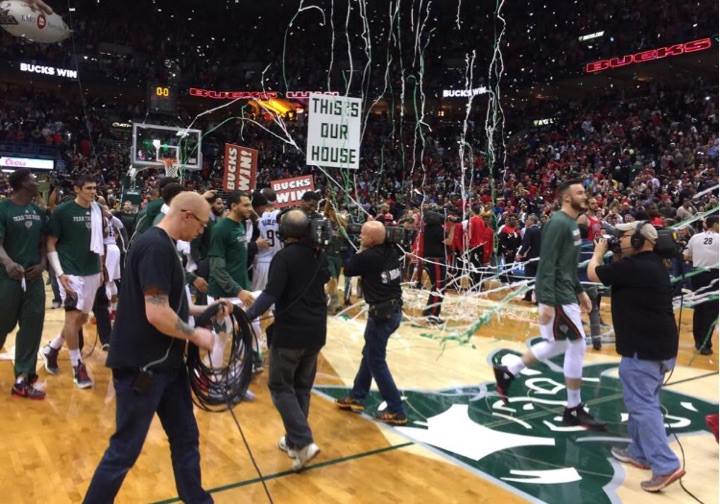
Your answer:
[0,284,717,503]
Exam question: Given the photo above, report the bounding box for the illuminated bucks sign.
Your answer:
[317,344,716,503]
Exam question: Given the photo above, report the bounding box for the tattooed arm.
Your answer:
[144,288,214,350]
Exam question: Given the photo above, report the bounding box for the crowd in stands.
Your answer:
[2,0,715,96]
[1,78,717,244]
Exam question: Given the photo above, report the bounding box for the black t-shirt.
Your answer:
[107,227,189,370]
[423,222,445,257]
[344,244,402,305]
[596,252,678,360]
[265,242,330,349]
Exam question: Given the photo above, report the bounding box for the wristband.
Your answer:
[47,251,64,277]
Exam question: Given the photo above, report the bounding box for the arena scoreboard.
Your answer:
[148,83,177,114]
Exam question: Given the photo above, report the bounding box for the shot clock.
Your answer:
[148,83,177,114]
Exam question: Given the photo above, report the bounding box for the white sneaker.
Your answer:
[243,389,256,401]
[278,436,296,458]
[292,443,320,471]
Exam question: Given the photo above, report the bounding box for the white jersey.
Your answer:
[255,209,282,264]
[686,230,719,269]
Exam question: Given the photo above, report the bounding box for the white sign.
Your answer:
[0,156,54,170]
[306,93,361,169]
[442,86,488,98]
[20,62,77,79]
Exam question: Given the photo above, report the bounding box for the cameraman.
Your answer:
[587,222,684,493]
[243,209,330,471]
[335,221,407,426]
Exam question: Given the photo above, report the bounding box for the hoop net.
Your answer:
[162,157,180,179]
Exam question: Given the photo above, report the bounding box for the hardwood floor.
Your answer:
[0,284,716,503]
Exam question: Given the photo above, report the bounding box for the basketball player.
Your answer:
[252,188,282,291]
[208,191,267,374]
[131,177,178,240]
[42,174,103,389]
[684,215,719,354]
[494,180,606,430]
[0,169,47,399]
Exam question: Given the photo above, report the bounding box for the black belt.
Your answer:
[368,298,403,319]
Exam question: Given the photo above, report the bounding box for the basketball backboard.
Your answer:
[131,123,203,170]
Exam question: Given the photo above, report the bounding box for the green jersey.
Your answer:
[133,198,164,237]
[48,200,101,276]
[208,217,250,297]
[535,210,584,306]
[0,200,45,278]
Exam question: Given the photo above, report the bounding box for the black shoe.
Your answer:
[563,403,607,431]
[11,377,46,400]
[493,365,515,404]
[252,351,264,373]
[592,338,602,351]
[699,347,713,356]
[426,315,445,325]
[42,345,60,375]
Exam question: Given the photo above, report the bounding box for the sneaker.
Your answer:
[243,389,256,401]
[426,315,445,325]
[563,403,607,431]
[42,345,60,375]
[51,301,62,309]
[278,436,296,458]
[252,351,264,373]
[493,365,515,404]
[641,467,686,492]
[699,347,713,356]
[706,414,719,442]
[336,396,365,413]
[610,446,650,470]
[101,343,110,352]
[292,443,320,471]
[11,378,46,400]
[73,362,93,389]
[375,411,408,426]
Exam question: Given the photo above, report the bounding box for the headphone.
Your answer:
[630,220,647,250]
[277,209,310,242]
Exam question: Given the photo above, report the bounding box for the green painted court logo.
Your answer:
[316,346,716,504]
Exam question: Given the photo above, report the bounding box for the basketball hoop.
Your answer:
[162,157,180,179]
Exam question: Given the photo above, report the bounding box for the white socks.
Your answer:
[69,349,81,367]
[210,329,228,369]
[566,387,581,408]
[508,360,525,377]
[49,335,64,350]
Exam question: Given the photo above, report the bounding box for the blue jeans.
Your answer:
[83,367,212,504]
[619,355,680,476]
[351,309,404,414]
